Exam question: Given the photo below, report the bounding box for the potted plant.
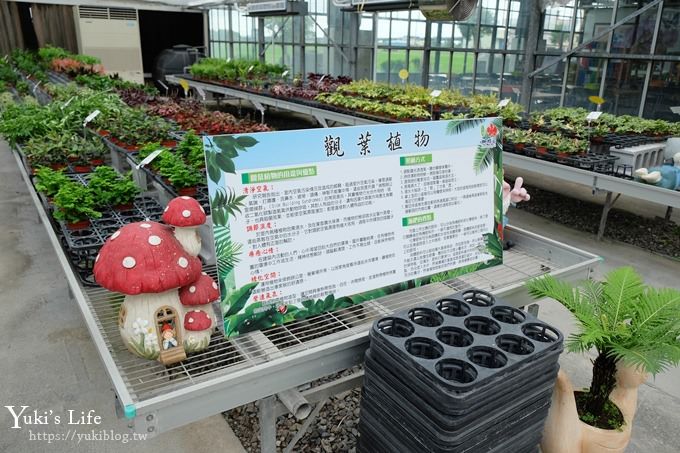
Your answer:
[53,182,102,230]
[506,129,533,153]
[527,267,680,453]
[88,166,140,210]
[34,167,71,199]
[168,164,204,196]
[532,132,553,155]
[590,123,610,143]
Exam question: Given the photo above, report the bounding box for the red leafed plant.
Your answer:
[51,58,104,77]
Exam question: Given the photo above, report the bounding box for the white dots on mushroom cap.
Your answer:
[95,253,100,262]
[188,317,194,323]
[182,209,191,218]
[189,286,196,293]
[199,205,205,213]
[164,206,169,212]
[111,231,121,240]
[140,223,152,229]
[148,235,161,246]
[181,196,190,200]
[202,271,207,276]
[122,257,136,269]
[212,282,218,290]
[178,257,189,268]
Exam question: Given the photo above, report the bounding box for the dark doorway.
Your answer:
[138,10,203,76]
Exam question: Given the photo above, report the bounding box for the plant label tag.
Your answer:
[32,81,42,93]
[282,70,289,78]
[248,65,255,73]
[196,86,206,100]
[670,106,680,115]
[498,99,510,108]
[319,75,327,83]
[586,111,603,121]
[136,149,165,169]
[60,96,75,110]
[178,78,189,95]
[83,110,101,127]
[430,90,442,98]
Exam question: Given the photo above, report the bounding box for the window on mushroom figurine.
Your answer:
[155,306,182,351]
[118,305,127,328]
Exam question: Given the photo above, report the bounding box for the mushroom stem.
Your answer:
[173,227,201,257]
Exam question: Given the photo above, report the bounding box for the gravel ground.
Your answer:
[225,368,363,452]
[515,183,680,259]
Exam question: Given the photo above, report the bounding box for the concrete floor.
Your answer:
[0,137,678,452]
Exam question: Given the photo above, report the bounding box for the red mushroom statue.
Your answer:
[178,273,220,350]
[93,220,216,364]
[162,196,206,257]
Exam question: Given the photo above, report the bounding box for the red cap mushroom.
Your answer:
[179,274,220,306]
[184,309,212,331]
[162,196,206,228]
[93,221,202,295]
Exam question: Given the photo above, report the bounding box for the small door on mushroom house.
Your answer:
[155,306,187,365]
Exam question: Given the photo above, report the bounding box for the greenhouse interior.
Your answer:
[1,0,679,452]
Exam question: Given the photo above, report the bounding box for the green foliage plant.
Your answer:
[527,267,680,428]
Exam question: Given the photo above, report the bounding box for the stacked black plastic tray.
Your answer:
[358,289,563,453]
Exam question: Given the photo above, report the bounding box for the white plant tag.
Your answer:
[282,70,289,77]
[498,99,510,108]
[319,75,327,83]
[248,65,255,72]
[83,110,101,127]
[430,89,442,98]
[196,86,206,100]
[586,111,603,121]
[136,149,165,169]
[32,81,42,93]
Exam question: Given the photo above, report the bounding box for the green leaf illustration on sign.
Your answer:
[211,187,246,226]
[445,118,486,136]
[472,145,493,174]
[223,282,259,317]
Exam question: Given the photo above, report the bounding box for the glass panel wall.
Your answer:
[206,0,680,118]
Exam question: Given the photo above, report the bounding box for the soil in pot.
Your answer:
[74,165,92,173]
[66,219,91,231]
[113,203,134,211]
[177,186,198,196]
[90,158,104,166]
[514,143,526,153]
[574,391,624,430]
[536,146,548,155]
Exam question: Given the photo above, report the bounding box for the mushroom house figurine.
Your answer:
[94,196,218,365]
[162,196,207,257]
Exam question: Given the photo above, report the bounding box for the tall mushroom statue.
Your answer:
[94,221,204,363]
[179,273,219,351]
[162,196,206,257]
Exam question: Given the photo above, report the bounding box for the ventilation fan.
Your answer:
[419,0,478,21]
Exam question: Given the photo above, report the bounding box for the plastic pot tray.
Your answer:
[370,289,564,391]
[363,348,558,423]
[361,372,553,445]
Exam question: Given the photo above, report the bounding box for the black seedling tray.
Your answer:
[58,196,164,251]
[359,396,548,453]
[370,289,564,391]
[363,349,559,423]
[361,371,554,444]
[145,170,211,216]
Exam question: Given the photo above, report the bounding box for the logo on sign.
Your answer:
[480,137,497,148]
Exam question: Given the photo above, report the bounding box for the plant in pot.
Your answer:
[34,167,71,200]
[507,129,533,153]
[52,182,102,230]
[590,123,610,143]
[88,166,140,210]
[527,267,680,453]
[532,132,554,155]
[168,164,204,196]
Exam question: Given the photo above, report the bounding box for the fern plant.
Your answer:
[527,267,680,423]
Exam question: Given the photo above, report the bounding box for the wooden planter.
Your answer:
[541,364,647,453]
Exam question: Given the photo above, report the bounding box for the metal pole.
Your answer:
[520,0,541,111]
[638,1,664,117]
[422,20,432,88]
[472,3,483,93]
[258,17,266,63]
[258,396,277,453]
[372,12,378,82]
[598,0,619,102]
[559,3,580,107]
[300,15,306,76]
[227,6,234,59]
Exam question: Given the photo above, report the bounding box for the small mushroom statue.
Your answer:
[634,152,680,191]
[94,196,218,365]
